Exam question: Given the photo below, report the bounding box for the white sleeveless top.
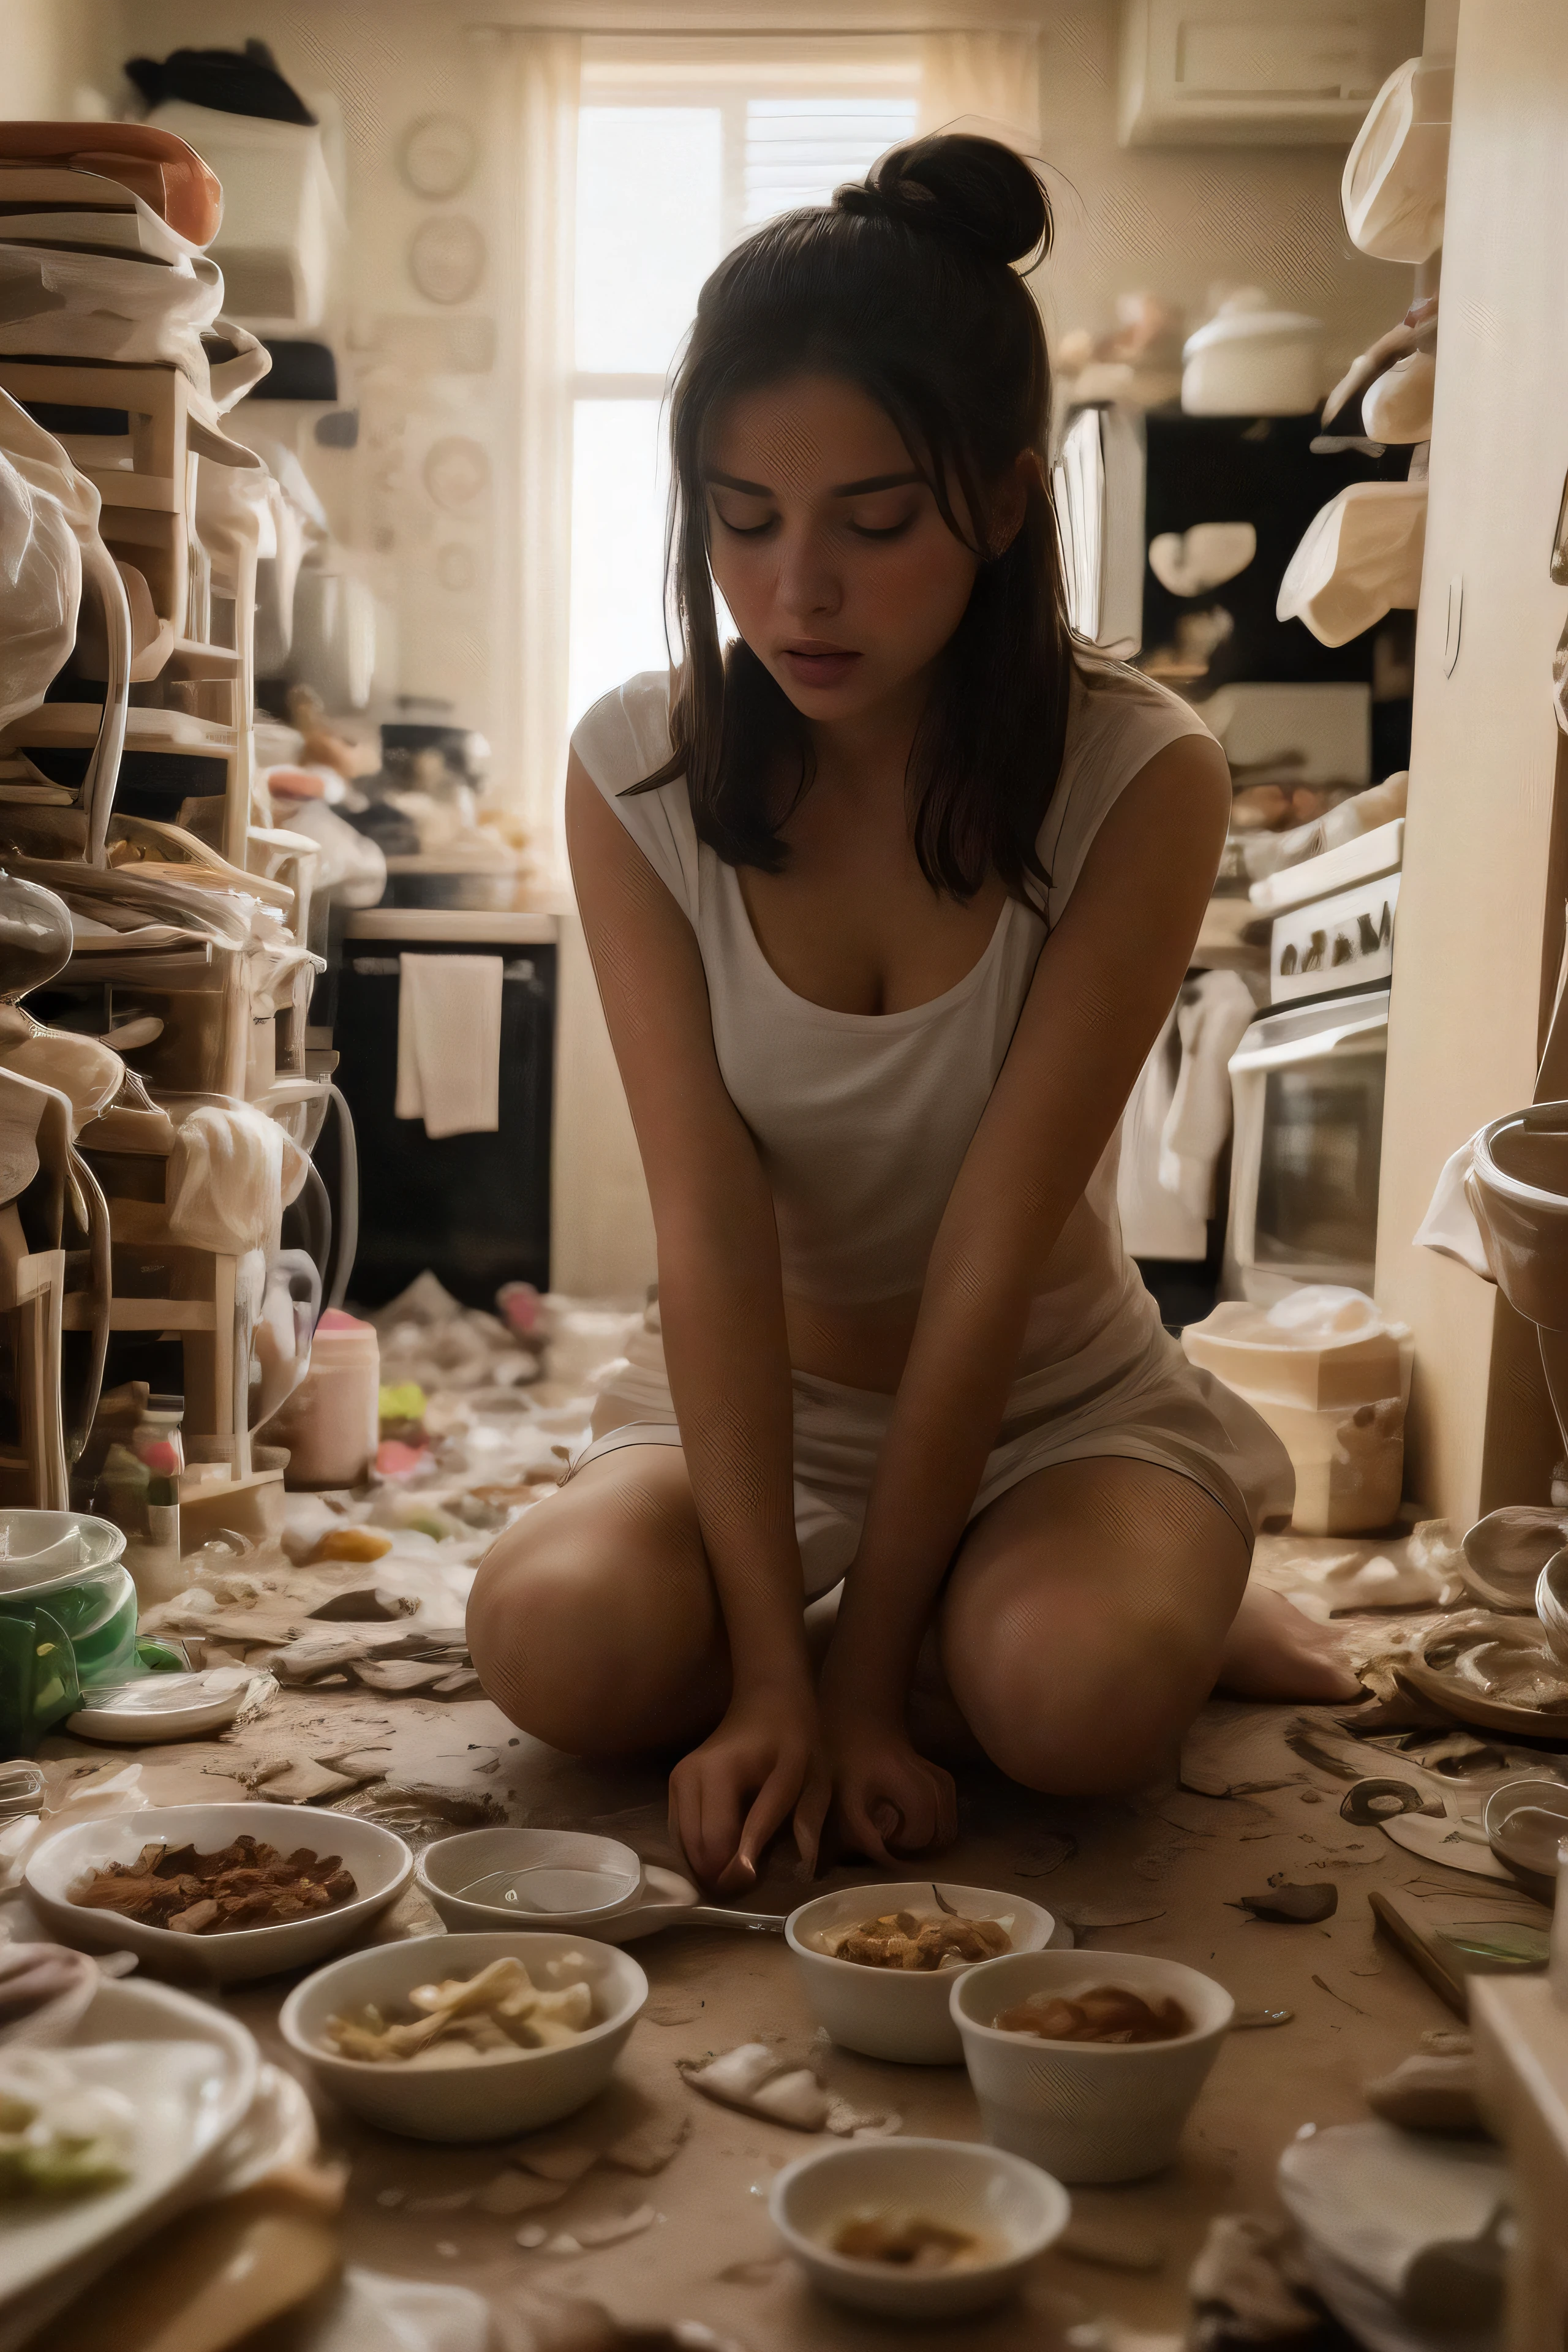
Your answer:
[572,655,1216,1384]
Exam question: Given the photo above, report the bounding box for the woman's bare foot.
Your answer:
[1216,1582,1362,1703]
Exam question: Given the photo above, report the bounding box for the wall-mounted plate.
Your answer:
[436,543,478,592]
[400,115,477,199]
[409,214,486,306]
[424,436,491,510]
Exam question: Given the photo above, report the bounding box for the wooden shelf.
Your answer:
[164,640,243,679]
[61,1297,215,1332]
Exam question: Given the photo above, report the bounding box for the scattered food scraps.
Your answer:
[512,2133,600,2183]
[574,2204,657,2247]
[1057,2218,1169,2274]
[679,2044,830,2132]
[1235,1882,1339,1924]
[605,2113,691,2175]
[1365,2052,1481,2133]
[1311,1973,1368,2015]
[477,2171,569,2214]
[71,1836,356,1934]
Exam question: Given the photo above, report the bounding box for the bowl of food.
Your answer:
[24,1803,413,1985]
[951,1950,1234,2183]
[279,1931,649,2141]
[770,2135,1069,2320]
[785,1883,1055,2065]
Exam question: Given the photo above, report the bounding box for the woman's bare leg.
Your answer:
[935,1458,1359,1795]
[1215,1581,1359,1702]
[467,1447,730,1755]
[937,1458,1253,1794]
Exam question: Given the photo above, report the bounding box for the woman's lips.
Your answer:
[779,645,861,689]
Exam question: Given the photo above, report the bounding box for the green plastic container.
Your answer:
[0,1511,147,1756]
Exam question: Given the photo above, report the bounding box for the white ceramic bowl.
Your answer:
[785,1882,1055,2066]
[417,1826,645,1933]
[1537,1549,1568,1664]
[279,1930,648,2141]
[952,1949,1234,2183]
[24,1803,413,1986]
[770,2135,1069,2320]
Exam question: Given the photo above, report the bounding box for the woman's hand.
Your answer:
[669,1679,829,1894]
[827,1711,958,1867]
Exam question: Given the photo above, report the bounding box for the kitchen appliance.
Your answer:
[1251,818,1402,1005]
[329,909,554,1306]
[1223,815,1401,1302]
[1223,987,1389,1305]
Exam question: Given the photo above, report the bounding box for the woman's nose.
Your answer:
[774,526,841,622]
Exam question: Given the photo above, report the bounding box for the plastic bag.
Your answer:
[0,239,225,375]
[271,794,387,908]
[165,1101,307,1259]
[1276,483,1427,649]
[0,447,79,729]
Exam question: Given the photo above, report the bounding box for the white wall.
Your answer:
[0,0,115,118]
[1376,0,1568,1520]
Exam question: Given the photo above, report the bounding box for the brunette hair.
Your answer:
[630,132,1078,909]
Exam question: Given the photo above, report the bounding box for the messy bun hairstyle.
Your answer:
[630,133,1076,911]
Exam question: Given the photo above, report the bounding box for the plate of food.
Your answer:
[24,1803,413,1983]
[0,1969,258,2351]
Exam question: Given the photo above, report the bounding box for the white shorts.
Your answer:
[570,1314,1294,1600]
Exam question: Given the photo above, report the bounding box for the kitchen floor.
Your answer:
[12,1577,1495,2352]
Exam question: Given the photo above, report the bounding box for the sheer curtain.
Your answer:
[487,29,581,862]
[494,26,1042,872]
[919,30,1042,149]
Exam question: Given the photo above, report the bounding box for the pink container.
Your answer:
[264,1310,380,1490]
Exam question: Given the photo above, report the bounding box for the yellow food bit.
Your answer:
[308,1526,394,1564]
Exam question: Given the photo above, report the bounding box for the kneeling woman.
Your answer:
[469,134,1354,1892]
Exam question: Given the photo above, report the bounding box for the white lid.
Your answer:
[1184,294,1322,360]
[306,1325,380,1365]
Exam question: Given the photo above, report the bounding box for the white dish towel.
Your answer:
[395,952,502,1139]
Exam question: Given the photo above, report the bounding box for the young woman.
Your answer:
[469,134,1357,1894]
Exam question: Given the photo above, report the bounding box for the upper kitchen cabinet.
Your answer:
[1118,0,1423,147]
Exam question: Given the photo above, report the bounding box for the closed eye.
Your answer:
[849,514,916,541]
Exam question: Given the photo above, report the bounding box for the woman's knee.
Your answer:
[467,1483,724,1752]
[949,1616,1186,1793]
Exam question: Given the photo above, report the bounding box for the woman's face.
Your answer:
[704,372,995,731]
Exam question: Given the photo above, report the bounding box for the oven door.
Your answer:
[1224,991,1389,1305]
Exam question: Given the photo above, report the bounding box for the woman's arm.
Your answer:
[822,733,1232,1858]
[566,755,827,1886]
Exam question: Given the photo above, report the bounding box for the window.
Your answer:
[567,44,920,731]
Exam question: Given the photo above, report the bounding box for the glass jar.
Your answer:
[93,1395,186,1604]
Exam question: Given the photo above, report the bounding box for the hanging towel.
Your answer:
[1118,1003,1206,1259]
[395,953,502,1139]
[1160,969,1258,1223]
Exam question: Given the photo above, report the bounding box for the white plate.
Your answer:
[24,1804,413,1985]
[65,1669,270,1744]
[0,1974,258,2351]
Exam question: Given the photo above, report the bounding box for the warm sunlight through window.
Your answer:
[566,56,919,729]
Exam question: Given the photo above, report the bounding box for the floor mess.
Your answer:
[0,1276,1559,2349]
